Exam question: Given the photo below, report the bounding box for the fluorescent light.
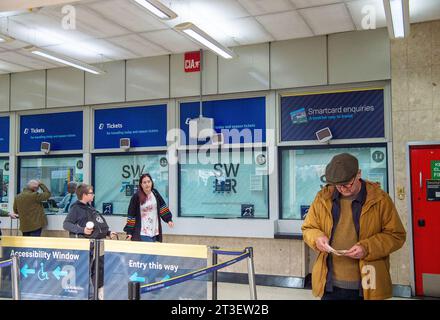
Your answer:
[132,0,177,20]
[383,0,410,38]
[175,22,235,59]
[28,47,105,75]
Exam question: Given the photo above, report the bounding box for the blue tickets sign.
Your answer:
[180,97,266,145]
[94,105,167,149]
[1,242,90,300]
[281,89,384,141]
[20,112,83,152]
[0,116,9,153]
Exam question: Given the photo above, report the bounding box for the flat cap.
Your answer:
[325,153,359,185]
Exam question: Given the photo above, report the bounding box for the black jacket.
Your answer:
[123,189,172,242]
[63,201,110,239]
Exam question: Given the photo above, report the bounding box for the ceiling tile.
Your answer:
[106,34,170,57]
[0,59,31,73]
[0,51,57,69]
[290,0,343,9]
[224,17,274,45]
[256,10,313,41]
[141,29,200,53]
[299,3,355,35]
[346,0,387,30]
[85,0,168,33]
[237,0,295,16]
[410,0,440,23]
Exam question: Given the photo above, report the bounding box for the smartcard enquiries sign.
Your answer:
[281,88,385,141]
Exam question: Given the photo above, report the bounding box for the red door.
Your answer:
[410,145,440,297]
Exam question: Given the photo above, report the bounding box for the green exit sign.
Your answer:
[432,160,440,180]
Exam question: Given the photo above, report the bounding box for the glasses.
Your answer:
[335,177,357,189]
[86,192,95,195]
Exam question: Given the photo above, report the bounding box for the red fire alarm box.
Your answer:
[184,51,201,72]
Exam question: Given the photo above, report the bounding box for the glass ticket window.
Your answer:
[0,158,9,216]
[280,145,388,220]
[19,156,84,215]
[179,149,269,218]
[93,153,168,216]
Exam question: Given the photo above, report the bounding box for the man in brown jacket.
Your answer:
[302,153,406,300]
[12,179,51,237]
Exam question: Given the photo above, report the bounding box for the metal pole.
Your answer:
[128,281,140,300]
[246,247,257,300]
[210,246,219,300]
[93,239,100,300]
[199,48,203,117]
[11,255,20,300]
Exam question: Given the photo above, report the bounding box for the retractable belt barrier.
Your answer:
[0,255,21,300]
[129,247,257,300]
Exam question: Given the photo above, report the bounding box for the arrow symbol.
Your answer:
[20,264,36,278]
[129,272,145,282]
[161,274,171,289]
[52,266,68,280]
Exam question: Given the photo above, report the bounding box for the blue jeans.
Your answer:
[140,235,158,242]
[321,287,363,300]
[22,228,42,237]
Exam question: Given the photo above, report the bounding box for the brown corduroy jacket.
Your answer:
[302,181,406,300]
[13,183,51,233]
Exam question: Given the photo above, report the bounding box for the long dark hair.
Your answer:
[138,173,154,205]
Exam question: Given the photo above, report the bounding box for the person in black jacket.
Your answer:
[124,173,173,242]
[63,183,116,299]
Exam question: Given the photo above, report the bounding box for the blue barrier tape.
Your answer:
[140,251,250,294]
[0,259,13,269]
[212,249,247,256]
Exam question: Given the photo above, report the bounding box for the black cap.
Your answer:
[325,153,359,185]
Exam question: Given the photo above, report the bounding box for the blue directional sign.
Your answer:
[94,105,167,149]
[20,112,83,152]
[0,116,9,153]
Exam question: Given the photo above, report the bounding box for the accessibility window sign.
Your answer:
[103,241,208,300]
[0,236,90,300]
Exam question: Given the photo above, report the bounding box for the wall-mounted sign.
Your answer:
[180,97,266,145]
[20,112,83,152]
[427,180,440,201]
[0,116,9,153]
[184,51,201,73]
[281,89,384,141]
[94,105,167,149]
[431,160,440,180]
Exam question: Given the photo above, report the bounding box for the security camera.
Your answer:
[315,127,332,143]
[41,142,51,154]
[120,138,130,151]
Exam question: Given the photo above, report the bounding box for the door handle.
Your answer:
[418,219,426,227]
[419,172,423,189]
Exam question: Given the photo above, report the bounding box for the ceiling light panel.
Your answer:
[238,0,295,16]
[132,0,178,20]
[141,29,200,53]
[299,3,355,35]
[345,0,387,30]
[256,10,313,40]
[86,0,168,32]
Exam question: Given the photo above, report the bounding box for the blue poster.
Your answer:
[281,89,384,141]
[180,97,266,145]
[0,116,9,153]
[20,112,83,152]
[103,242,207,300]
[1,243,90,300]
[94,105,167,149]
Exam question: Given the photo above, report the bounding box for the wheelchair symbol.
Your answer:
[38,262,49,281]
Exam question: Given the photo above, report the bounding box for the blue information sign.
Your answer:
[20,112,83,152]
[281,89,384,141]
[94,105,167,149]
[0,116,9,153]
[104,249,207,300]
[180,97,266,145]
[1,246,90,300]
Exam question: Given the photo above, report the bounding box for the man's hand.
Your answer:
[9,212,19,219]
[345,244,366,259]
[315,235,330,253]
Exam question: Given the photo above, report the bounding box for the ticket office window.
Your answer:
[179,148,269,219]
[18,156,84,215]
[0,158,9,216]
[280,144,388,220]
[93,153,168,216]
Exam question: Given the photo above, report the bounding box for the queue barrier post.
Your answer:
[246,247,257,300]
[210,246,219,300]
[11,255,20,300]
[128,281,140,300]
